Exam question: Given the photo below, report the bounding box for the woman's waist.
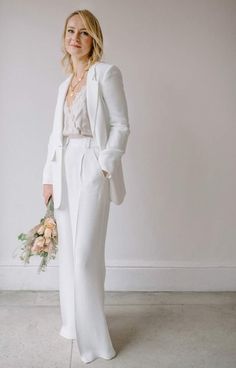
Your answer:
[62,134,98,149]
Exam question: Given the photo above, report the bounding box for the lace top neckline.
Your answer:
[65,84,86,111]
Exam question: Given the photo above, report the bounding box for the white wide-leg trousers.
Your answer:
[54,136,116,363]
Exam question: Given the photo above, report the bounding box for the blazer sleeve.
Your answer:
[42,129,55,184]
[42,98,58,184]
[98,64,130,178]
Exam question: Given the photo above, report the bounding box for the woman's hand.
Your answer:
[102,170,109,178]
[43,184,53,206]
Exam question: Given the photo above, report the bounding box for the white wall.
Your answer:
[0,0,236,290]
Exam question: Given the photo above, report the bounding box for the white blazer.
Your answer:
[42,61,130,209]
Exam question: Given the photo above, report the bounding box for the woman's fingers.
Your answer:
[43,184,53,205]
[44,193,52,206]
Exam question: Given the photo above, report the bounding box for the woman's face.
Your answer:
[64,14,93,60]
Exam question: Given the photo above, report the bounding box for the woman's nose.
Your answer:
[73,33,81,41]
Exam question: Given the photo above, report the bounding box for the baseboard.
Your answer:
[0,262,235,291]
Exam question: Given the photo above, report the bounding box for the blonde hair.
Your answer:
[61,9,104,74]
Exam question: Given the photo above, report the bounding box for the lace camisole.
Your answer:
[62,84,93,138]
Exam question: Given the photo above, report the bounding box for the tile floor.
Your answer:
[0,291,236,367]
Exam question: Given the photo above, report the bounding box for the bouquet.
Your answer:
[14,196,58,274]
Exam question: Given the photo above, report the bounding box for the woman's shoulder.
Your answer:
[96,61,122,74]
[95,61,123,83]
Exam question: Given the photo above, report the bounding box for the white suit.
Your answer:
[42,61,130,363]
[42,61,130,208]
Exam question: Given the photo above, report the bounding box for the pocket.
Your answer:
[50,148,56,162]
[92,149,108,180]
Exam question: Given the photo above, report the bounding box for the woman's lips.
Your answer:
[71,44,81,48]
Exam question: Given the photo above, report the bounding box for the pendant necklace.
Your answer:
[69,68,87,97]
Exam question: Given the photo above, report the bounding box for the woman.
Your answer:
[42,9,130,364]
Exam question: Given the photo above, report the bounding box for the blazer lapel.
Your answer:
[86,63,99,136]
[56,62,99,146]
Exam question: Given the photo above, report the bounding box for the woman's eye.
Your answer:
[67,30,89,36]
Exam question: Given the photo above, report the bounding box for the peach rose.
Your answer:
[37,225,45,235]
[31,236,45,253]
[44,240,54,253]
[44,217,56,229]
[45,236,51,245]
[44,227,52,239]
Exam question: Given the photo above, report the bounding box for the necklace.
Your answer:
[69,68,87,97]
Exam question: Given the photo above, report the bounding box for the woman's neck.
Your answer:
[72,56,90,77]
